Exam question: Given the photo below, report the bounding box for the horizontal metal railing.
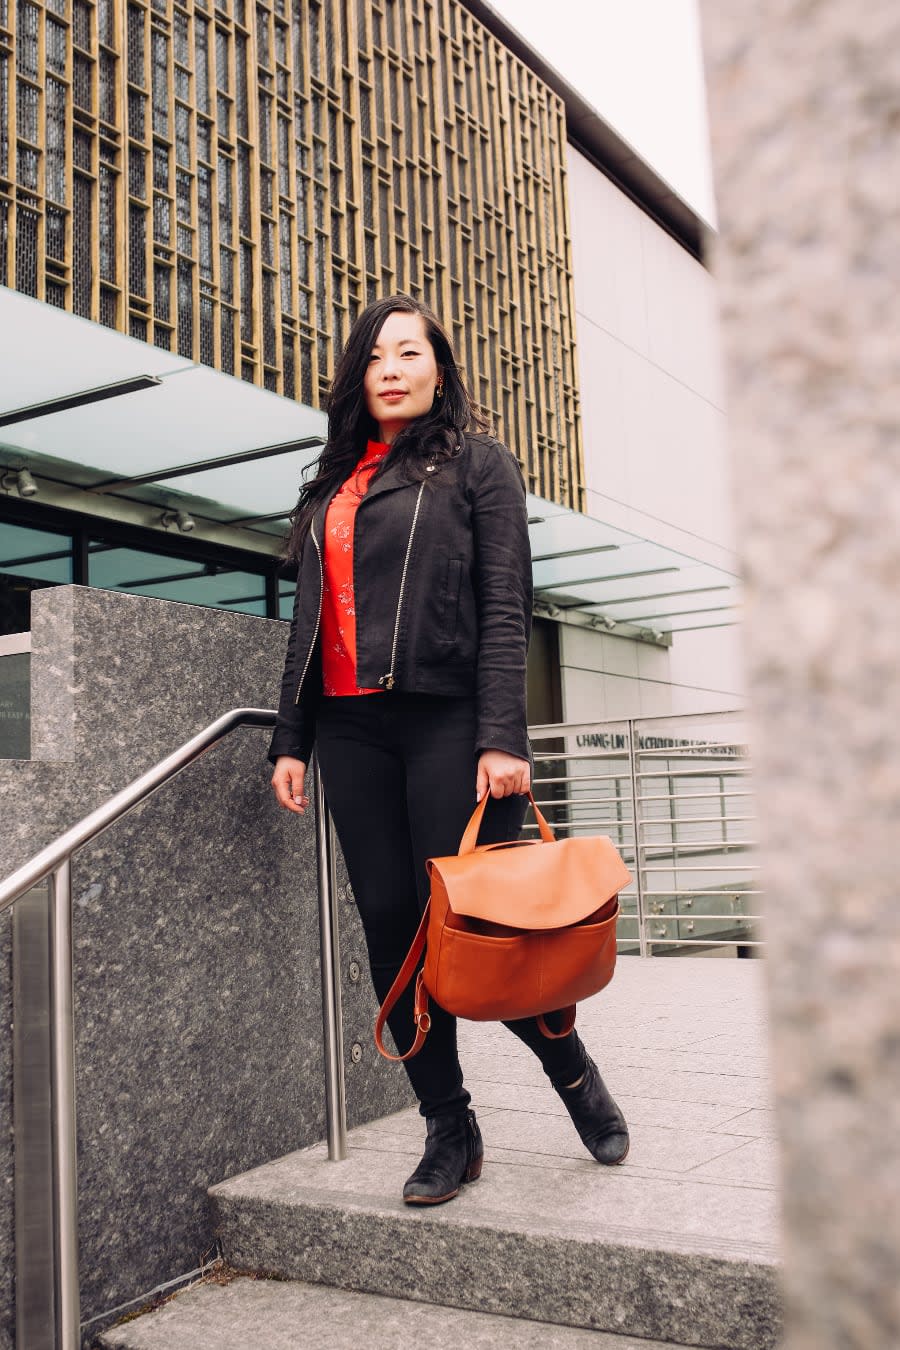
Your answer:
[527,711,759,958]
[0,707,347,1350]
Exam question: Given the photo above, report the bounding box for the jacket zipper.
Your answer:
[294,518,323,705]
[378,479,426,690]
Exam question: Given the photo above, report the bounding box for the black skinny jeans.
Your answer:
[315,691,585,1117]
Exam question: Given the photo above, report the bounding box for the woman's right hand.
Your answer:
[271,756,310,814]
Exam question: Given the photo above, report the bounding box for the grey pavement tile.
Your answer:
[616,955,766,992]
[473,1142,777,1193]
[683,1033,772,1059]
[597,1093,762,1138]
[597,1048,772,1082]
[291,1131,629,1180]
[603,1022,770,1047]
[348,1104,502,1144]
[459,1058,768,1110]
[588,1021,768,1053]
[456,1053,555,1088]
[586,1065,773,1110]
[587,1029,713,1054]
[465,1076,748,1133]
[589,986,745,1008]
[685,1138,780,1187]
[711,1108,779,1138]
[463,1015,742,1060]
[463,1076,574,1114]
[479,1105,756,1175]
[97,1276,702,1350]
[456,989,771,1091]
[581,998,765,1028]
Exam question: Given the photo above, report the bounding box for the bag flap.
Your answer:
[428,835,632,929]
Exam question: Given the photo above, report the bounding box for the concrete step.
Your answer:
[95,1274,710,1349]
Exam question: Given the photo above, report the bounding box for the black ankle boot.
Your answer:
[402,1108,484,1205]
[554,1050,629,1165]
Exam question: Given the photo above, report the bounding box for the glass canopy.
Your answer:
[526,496,740,635]
[0,287,326,539]
[1,287,740,635]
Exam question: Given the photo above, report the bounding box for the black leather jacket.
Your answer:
[268,432,533,766]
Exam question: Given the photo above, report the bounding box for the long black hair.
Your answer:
[284,294,488,561]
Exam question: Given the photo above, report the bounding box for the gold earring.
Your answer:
[435,379,444,399]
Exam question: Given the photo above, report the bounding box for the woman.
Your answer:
[269,294,628,1204]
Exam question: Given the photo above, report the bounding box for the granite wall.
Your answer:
[0,586,411,1348]
[700,6,900,1347]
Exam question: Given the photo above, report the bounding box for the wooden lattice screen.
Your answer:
[0,0,583,505]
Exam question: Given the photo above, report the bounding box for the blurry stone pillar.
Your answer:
[699,5,900,1347]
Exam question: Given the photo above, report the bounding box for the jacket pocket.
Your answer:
[442,559,464,645]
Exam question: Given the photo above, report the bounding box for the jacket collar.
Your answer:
[310,454,420,537]
[358,455,420,503]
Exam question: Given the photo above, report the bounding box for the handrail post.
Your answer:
[313,758,348,1161]
[627,720,650,957]
[48,860,80,1348]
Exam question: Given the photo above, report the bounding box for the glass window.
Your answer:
[278,581,294,620]
[0,521,73,635]
[88,543,268,615]
[0,521,74,583]
[0,650,30,759]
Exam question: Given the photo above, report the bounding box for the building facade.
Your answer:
[0,0,743,726]
[562,146,741,721]
[1,0,581,501]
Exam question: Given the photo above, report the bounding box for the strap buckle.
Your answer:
[413,969,431,1035]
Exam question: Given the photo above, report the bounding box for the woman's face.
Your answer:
[363,311,441,445]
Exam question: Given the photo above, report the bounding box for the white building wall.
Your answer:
[559,145,745,724]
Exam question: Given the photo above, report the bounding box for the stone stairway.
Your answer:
[97,958,782,1349]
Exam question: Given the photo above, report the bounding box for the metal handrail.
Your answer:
[0,706,348,1350]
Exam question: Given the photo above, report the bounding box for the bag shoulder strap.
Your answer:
[374,901,433,1061]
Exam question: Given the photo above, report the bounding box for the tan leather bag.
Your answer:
[375,790,631,1061]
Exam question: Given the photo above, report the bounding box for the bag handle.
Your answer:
[458,788,556,855]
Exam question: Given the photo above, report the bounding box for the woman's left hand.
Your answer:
[476,750,531,802]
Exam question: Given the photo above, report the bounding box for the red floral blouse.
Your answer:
[320,439,390,696]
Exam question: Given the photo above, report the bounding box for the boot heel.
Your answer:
[464,1153,483,1183]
